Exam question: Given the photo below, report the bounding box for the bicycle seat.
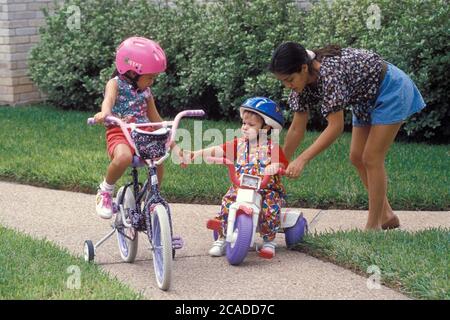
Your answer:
[131,155,146,168]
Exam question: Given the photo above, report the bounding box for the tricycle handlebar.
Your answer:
[206,156,285,189]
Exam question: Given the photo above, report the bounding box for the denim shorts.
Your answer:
[353,63,426,126]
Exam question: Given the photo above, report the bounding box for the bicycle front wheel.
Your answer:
[150,204,173,291]
[115,186,138,263]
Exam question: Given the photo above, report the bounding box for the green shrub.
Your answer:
[29,0,158,111]
[156,0,304,118]
[302,0,450,141]
[29,0,303,117]
[29,0,449,141]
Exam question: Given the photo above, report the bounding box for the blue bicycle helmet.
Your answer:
[240,97,284,130]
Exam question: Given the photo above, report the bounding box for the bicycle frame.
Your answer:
[117,164,172,247]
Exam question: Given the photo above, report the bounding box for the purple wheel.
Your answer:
[285,215,308,248]
[226,214,253,265]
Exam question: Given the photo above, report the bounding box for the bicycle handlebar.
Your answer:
[87,110,205,162]
[206,156,285,189]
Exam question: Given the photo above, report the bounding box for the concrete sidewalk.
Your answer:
[1,181,449,299]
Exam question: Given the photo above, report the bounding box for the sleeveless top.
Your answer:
[111,75,152,123]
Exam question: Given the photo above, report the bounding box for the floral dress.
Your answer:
[218,138,288,242]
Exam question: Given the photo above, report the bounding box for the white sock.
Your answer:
[99,179,115,193]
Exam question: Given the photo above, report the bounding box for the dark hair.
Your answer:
[269,41,342,75]
[110,68,140,89]
[110,68,120,79]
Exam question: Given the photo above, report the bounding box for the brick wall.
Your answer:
[0,0,56,106]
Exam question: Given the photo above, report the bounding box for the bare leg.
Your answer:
[362,123,402,230]
[350,126,398,228]
[105,144,133,185]
[156,164,164,187]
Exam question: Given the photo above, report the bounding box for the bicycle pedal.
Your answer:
[172,236,184,250]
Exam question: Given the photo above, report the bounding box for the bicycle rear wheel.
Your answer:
[150,204,172,291]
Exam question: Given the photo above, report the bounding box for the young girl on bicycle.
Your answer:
[189,97,289,258]
[93,36,182,219]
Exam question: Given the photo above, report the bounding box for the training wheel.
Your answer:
[84,240,95,262]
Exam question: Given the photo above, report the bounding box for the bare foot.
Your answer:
[381,214,400,230]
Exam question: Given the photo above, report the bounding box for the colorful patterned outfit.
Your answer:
[218,137,289,242]
[105,75,153,157]
[288,48,426,125]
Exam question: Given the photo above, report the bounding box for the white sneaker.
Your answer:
[208,239,226,257]
[96,189,113,219]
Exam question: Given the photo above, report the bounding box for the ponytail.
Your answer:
[312,44,342,62]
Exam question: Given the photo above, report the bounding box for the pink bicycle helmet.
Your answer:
[115,36,167,75]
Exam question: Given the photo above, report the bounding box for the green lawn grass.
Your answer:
[296,228,450,300]
[0,104,448,210]
[0,225,141,299]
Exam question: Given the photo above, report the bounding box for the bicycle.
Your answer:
[84,110,205,290]
[205,157,308,265]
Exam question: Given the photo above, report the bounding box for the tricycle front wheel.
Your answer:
[226,214,253,266]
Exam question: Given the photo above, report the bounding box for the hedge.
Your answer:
[29,0,449,141]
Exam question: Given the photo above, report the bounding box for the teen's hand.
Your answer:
[285,156,308,179]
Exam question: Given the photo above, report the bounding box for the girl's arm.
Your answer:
[147,96,164,123]
[190,145,226,161]
[298,110,344,162]
[189,138,238,163]
[283,111,308,161]
[286,110,344,178]
[94,79,118,123]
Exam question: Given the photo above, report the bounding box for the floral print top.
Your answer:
[288,48,384,123]
[111,75,152,123]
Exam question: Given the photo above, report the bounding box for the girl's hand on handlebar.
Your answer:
[93,111,111,124]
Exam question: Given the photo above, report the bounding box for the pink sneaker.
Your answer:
[96,189,113,219]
